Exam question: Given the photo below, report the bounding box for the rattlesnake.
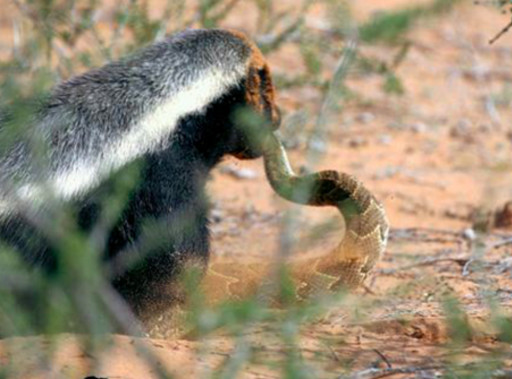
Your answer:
[200,132,389,305]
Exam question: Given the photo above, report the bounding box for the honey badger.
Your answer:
[0,29,280,324]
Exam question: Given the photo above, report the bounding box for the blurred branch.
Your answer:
[209,0,242,25]
[154,0,179,41]
[489,19,512,44]
[340,365,445,379]
[257,0,313,53]
[109,0,137,56]
[307,38,357,157]
[258,17,304,53]
[475,0,512,44]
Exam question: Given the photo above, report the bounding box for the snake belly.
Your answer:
[201,132,389,304]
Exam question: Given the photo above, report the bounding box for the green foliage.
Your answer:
[442,295,473,343]
[489,82,512,107]
[360,7,421,44]
[124,0,162,46]
[382,72,404,95]
[359,0,460,44]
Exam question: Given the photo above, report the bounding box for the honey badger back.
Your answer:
[0,29,280,326]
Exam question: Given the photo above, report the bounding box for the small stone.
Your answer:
[348,136,367,148]
[479,123,492,133]
[452,119,472,134]
[220,165,258,180]
[210,209,223,223]
[410,122,427,134]
[373,166,398,180]
[308,138,327,152]
[468,64,489,81]
[387,121,404,130]
[450,119,474,142]
[355,112,375,124]
[342,114,354,126]
[462,228,476,241]
[507,131,512,143]
[494,201,512,228]
[378,134,392,145]
[444,208,459,219]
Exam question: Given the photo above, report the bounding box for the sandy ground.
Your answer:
[2,0,512,378]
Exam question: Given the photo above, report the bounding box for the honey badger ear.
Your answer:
[244,63,280,130]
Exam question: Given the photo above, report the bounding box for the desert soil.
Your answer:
[2,1,512,378]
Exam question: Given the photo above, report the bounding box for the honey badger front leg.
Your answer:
[0,29,280,333]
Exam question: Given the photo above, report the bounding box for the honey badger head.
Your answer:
[219,30,281,160]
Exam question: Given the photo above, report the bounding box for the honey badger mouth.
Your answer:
[230,107,280,160]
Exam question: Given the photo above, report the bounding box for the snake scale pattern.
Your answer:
[201,132,390,305]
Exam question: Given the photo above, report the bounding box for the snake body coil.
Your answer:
[202,133,389,303]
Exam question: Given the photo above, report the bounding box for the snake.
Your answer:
[200,132,390,305]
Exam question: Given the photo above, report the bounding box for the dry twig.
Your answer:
[372,349,392,369]
[491,236,512,249]
[490,19,512,44]
[341,365,444,379]
[379,256,470,275]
